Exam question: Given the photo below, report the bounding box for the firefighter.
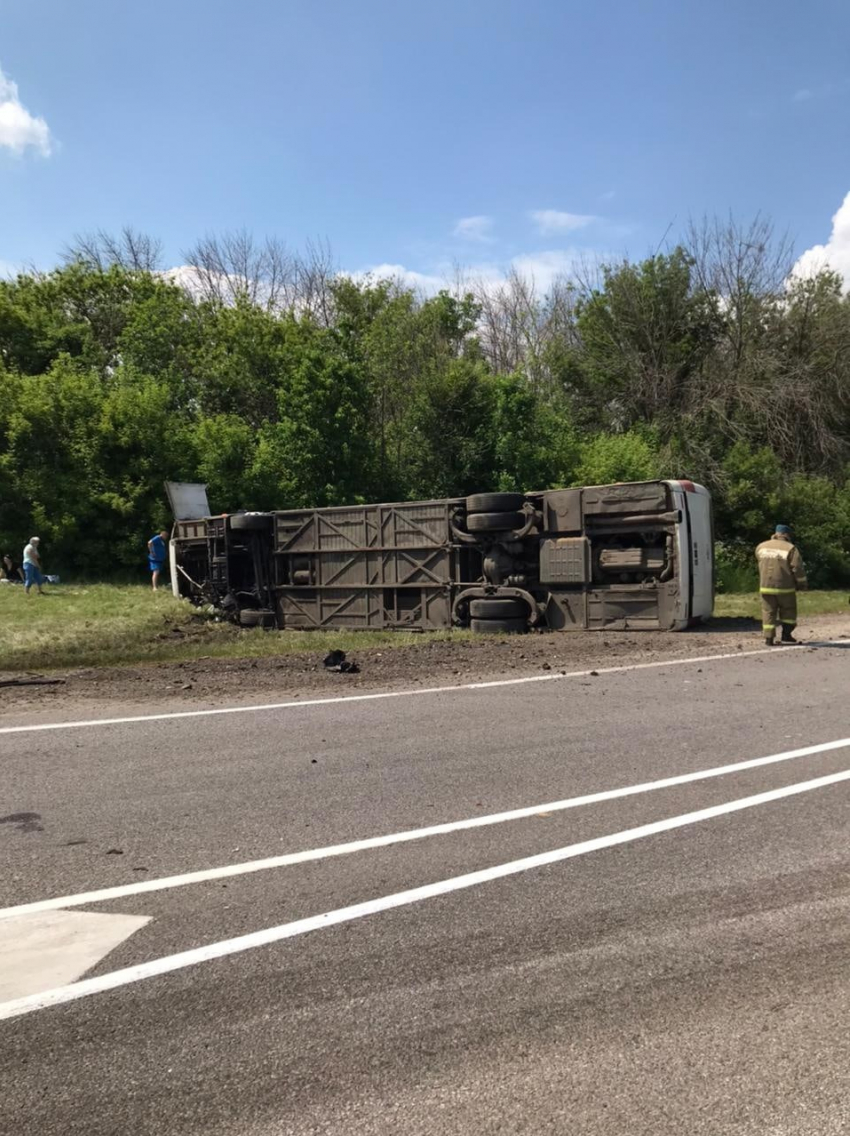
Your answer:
[755,524,807,646]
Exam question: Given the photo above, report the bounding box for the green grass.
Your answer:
[0,583,846,673]
[714,590,848,620]
[0,583,467,672]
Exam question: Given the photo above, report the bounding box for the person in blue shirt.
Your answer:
[147,530,169,592]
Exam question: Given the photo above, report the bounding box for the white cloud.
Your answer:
[348,262,448,293]
[529,209,596,235]
[600,190,616,202]
[161,265,210,297]
[791,79,850,105]
[352,248,593,299]
[167,249,598,312]
[791,190,850,287]
[0,66,52,156]
[452,215,494,242]
[508,249,589,293]
[162,264,296,311]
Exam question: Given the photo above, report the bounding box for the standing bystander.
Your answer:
[22,537,46,596]
[147,529,169,592]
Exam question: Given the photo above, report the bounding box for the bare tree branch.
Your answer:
[63,226,164,272]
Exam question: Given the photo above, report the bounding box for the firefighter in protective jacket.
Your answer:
[755,525,807,645]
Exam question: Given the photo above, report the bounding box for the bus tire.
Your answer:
[469,597,527,619]
[470,617,528,634]
[466,511,525,533]
[466,492,525,514]
[239,609,276,628]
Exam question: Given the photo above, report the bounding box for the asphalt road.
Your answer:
[1,641,849,1135]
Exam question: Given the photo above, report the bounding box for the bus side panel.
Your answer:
[668,488,691,629]
[686,487,714,621]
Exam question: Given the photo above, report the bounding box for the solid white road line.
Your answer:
[1,765,848,1022]
[0,640,847,736]
[3,733,849,922]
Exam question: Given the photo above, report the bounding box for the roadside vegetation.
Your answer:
[712,590,848,621]
[1,585,846,673]
[0,585,468,672]
[2,220,850,592]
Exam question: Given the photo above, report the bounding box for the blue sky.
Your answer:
[2,0,850,287]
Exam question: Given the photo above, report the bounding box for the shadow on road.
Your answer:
[702,617,761,633]
[699,618,850,645]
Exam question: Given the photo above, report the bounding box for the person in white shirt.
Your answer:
[23,537,46,596]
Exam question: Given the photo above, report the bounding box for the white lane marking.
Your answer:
[1,640,847,736]
[3,733,849,922]
[1,766,848,1022]
[0,910,150,1001]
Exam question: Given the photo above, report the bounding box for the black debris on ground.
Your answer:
[323,649,360,674]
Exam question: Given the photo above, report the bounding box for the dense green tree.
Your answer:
[190,415,259,513]
[574,429,661,488]
[1,235,849,584]
[192,300,293,427]
[117,281,204,412]
[249,320,372,508]
[573,249,723,437]
[490,374,577,492]
[0,264,168,376]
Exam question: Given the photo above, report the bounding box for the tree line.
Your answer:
[1,220,849,589]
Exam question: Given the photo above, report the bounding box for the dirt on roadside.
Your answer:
[2,613,848,720]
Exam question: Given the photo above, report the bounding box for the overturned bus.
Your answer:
[167,479,714,633]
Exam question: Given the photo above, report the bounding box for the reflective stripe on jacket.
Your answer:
[755,536,807,593]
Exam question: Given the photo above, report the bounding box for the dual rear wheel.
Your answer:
[468,596,528,634]
[464,494,531,633]
[465,492,525,534]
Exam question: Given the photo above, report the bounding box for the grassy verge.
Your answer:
[714,590,848,620]
[1,584,846,673]
[0,584,467,672]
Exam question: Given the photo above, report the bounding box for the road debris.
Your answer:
[0,677,66,688]
[323,649,360,674]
